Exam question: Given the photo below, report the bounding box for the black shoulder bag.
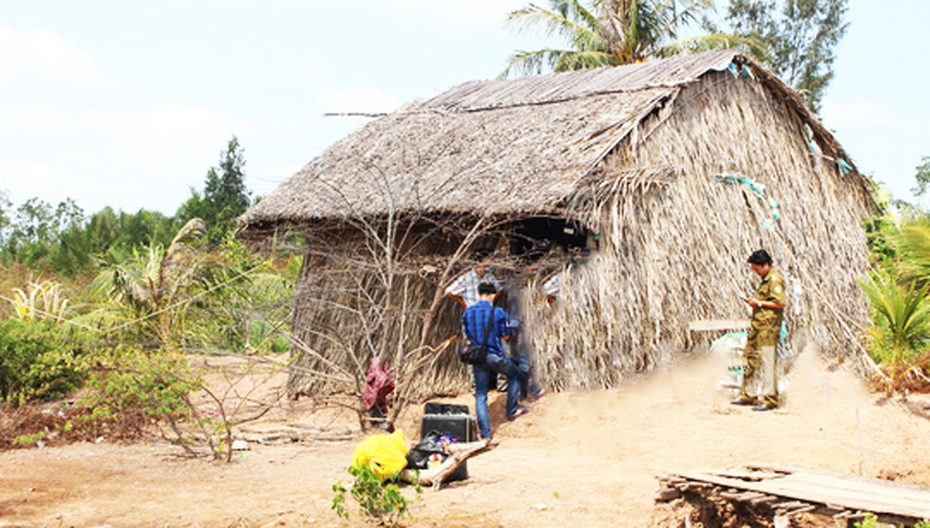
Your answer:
[460,307,495,365]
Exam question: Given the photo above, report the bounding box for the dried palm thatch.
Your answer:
[239,49,874,398]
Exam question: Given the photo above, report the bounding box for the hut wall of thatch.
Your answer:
[240,51,875,399]
[527,71,872,390]
[286,221,511,400]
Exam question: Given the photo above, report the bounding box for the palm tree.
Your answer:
[858,270,930,400]
[896,217,930,286]
[92,218,210,350]
[501,0,757,78]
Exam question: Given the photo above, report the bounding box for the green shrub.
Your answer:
[79,345,200,440]
[0,318,86,406]
[332,464,420,525]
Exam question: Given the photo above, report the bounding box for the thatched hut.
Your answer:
[239,50,873,401]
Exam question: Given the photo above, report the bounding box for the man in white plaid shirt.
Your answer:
[445,250,501,308]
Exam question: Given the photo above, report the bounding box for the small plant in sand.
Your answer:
[332,464,421,526]
[851,513,930,528]
[858,271,930,400]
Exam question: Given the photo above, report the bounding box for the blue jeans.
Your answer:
[473,354,525,439]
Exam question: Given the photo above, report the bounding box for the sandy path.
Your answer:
[1,347,929,527]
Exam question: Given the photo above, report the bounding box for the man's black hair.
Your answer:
[473,248,492,261]
[747,249,773,266]
[477,282,497,296]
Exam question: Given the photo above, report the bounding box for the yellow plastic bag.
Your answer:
[352,429,409,479]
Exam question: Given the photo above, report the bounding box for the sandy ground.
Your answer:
[2,346,930,528]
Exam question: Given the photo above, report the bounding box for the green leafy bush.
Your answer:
[0,318,86,406]
[79,346,200,440]
[332,464,420,525]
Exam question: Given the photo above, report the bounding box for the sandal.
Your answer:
[511,406,529,420]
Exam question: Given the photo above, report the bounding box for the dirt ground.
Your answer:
[2,345,930,528]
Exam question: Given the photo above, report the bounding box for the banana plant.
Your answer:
[11,280,71,322]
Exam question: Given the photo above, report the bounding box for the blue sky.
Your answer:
[1,0,927,216]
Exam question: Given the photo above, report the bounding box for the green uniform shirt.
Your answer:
[749,267,786,346]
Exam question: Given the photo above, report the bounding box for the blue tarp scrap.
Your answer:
[837,157,853,176]
[715,173,782,223]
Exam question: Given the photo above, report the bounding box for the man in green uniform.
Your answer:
[732,249,786,411]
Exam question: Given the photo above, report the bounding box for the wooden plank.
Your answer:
[710,467,787,481]
[781,505,817,516]
[703,471,925,514]
[778,473,930,505]
[749,464,930,502]
[769,478,905,507]
[701,472,930,519]
[772,500,810,509]
[751,463,930,492]
[674,470,930,519]
[730,470,929,508]
[708,465,930,505]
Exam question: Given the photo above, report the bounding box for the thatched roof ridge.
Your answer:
[239,50,858,236]
[422,49,739,111]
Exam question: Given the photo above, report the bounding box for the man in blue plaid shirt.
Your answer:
[462,282,528,439]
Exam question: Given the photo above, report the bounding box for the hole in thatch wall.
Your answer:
[508,216,594,260]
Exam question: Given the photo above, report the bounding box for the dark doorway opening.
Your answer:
[509,216,589,261]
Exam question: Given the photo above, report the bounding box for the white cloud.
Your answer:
[0,26,116,92]
[1,102,242,213]
[252,162,305,197]
[0,101,77,136]
[73,103,239,210]
[315,87,403,115]
[349,0,527,29]
[260,51,326,86]
[0,157,75,204]
[81,102,235,145]
[820,99,903,130]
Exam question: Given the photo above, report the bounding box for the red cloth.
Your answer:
[362,357,394,413]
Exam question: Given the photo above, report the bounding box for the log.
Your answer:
[400,439,498,490]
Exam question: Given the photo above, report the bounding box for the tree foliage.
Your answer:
[178,136,252,246]
[0,189,11,237]
[501,0,756,78]
[91,218,211,349]
[187,239,295,354]
[0,197,179,275]
[895,216,930,287]
[0,136,251,274]
[723,0,849,112]
[913,155,930,201]
[0,198,85,271]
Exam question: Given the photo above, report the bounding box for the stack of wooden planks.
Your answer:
[657,464,930,527]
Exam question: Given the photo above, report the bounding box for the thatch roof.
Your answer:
[239,50,856,236]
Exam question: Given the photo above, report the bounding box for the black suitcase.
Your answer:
[423,402,469,416]
[419,403,477,481]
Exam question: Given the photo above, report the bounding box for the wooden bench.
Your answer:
[687,319,750,349]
